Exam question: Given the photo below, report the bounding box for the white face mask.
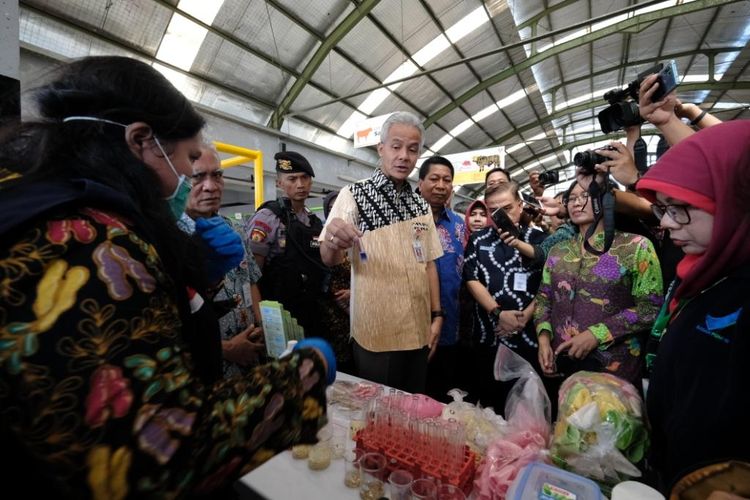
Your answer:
[62,115,190,219]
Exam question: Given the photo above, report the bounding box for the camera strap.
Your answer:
[583,178,615,255]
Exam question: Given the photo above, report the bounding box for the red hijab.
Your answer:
[638,120,750,302]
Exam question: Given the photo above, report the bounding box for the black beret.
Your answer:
[274,151,315,177]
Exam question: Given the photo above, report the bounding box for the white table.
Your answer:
[237,372,366,500]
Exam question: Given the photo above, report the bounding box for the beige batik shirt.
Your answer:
[320,170,443,352]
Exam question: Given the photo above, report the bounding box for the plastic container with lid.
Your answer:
[506,463,604,500]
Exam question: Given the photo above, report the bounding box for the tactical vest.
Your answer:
[257,198,328,336]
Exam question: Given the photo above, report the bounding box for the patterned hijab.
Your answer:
[464,199,489,244]
[637,120,750,301]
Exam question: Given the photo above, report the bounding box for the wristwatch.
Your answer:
[490,306,502,319]
[430,310,444,320]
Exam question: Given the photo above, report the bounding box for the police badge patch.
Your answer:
[250,228,267,242]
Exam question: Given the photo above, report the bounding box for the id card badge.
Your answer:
[413,240,425,263]
[513,272,529,292]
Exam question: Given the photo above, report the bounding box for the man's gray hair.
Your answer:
[380,111,425,152]
[200,139,221,163]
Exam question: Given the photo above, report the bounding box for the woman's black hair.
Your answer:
[0,56,207,289]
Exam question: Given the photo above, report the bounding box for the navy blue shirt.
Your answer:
[463,225,547,348]
[434,208,465,346]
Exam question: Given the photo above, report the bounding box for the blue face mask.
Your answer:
[62,116,191,220]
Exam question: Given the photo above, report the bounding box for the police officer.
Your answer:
[245,151,328,338]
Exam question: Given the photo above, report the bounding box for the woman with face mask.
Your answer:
[0,56,334,498]
[636,120,750,493]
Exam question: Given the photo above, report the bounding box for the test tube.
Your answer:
[345,209,368,261]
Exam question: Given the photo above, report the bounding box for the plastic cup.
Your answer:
[437,483,466,500]
[410,478,437,499]
[388,469,414,500]
[330,423,347,459]
[343,450,361,488]
[358,452,387,500]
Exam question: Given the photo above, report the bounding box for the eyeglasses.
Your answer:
[651,202,692,224]
[190,169,224,186]
[565,192,590,206]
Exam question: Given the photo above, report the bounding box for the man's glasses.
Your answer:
[191,169,224,186]
[565,192,590,206]
[651,203,691,224]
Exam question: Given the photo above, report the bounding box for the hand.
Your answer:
[222,325,265,366]
[194,216,245,283]
[245,323,264,343]
[428,317,442,360]
[595,141,639,186]
[324,217,362,251]
[528,171,545,197]
[639,73,678,127]
[555,330,598,360]
[537,196,563,217]
[499,230,519,248]
[493,310,524,337]
[538,333,556,375]
[333,289,350,310]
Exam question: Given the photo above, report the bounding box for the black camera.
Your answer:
[598,63,662,134]
[537,170,559,186]
[573,146,617,175]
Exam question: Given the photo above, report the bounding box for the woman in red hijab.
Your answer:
[637,120,750,492]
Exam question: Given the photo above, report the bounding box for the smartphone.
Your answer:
[651,60,679,102]
[491,208,520,239]
[521,192,542,210]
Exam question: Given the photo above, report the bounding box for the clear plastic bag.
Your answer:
[473,345,553,499]
[551,371,648,485]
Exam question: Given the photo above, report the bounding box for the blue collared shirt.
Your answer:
[434,208,465,345]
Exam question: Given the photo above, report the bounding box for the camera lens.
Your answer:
[538,170,559,185]
[573,151,597,175]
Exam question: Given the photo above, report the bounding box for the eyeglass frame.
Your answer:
[651,202,692,224]
[564,192,590,206]
[190,169,225,186]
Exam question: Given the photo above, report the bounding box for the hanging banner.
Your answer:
[352,113,394,148]
[442,146,506,186]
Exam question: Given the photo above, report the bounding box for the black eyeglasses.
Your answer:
[190,169,224,185]
[651,202,691,224]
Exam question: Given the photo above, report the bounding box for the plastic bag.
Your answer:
[473,345,553,499]
[551,371,648,485]
[441,389,509,453]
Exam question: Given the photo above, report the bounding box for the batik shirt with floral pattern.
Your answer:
[533,230,664,383]
[0,206,327,499]
[179,213,263,377]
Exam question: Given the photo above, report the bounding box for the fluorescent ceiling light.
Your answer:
[505,143,527,154]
